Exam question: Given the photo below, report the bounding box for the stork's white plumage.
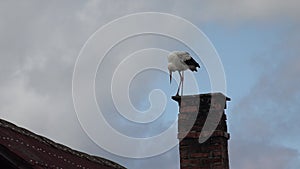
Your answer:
[168,51,200,96]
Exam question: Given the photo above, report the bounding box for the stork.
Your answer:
[168,51,200,96]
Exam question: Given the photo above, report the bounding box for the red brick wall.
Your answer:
[173,93,230,169]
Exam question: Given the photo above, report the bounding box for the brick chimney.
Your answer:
[172,93,230,169]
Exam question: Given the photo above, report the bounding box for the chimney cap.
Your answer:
[172,92,231,102]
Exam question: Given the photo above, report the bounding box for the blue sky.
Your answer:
[1,1,300,169]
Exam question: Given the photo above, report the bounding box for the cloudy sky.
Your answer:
[1,1,300,169]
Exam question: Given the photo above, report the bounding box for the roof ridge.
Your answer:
[0,118,126,169]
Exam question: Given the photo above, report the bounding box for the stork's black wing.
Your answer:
[184,57,200,72]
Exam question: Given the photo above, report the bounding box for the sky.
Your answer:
[1,1,300,169]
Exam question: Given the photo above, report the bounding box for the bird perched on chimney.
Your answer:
[168,51,200,96]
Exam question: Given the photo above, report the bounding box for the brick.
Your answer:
[175,93,230,169]
[190,153,209,158]
[213,166,226,169]
[181,167,190,169]
[180,159,200,166]
[212,151,223,157]
[180,106,198,113]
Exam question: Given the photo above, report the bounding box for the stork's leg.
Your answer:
[176,71,182,96]
[181,71,184,96]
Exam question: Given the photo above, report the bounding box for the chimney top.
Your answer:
[172,92,231,102]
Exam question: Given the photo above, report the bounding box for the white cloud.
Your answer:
[0,1,181,168]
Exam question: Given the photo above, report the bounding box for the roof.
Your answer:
[0,118,126,169]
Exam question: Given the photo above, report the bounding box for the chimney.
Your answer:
[172,93,230,169]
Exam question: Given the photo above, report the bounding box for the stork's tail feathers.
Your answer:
[188,64,200,72]
[184,57,200,72]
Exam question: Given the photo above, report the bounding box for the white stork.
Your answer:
[168,51,200,96]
